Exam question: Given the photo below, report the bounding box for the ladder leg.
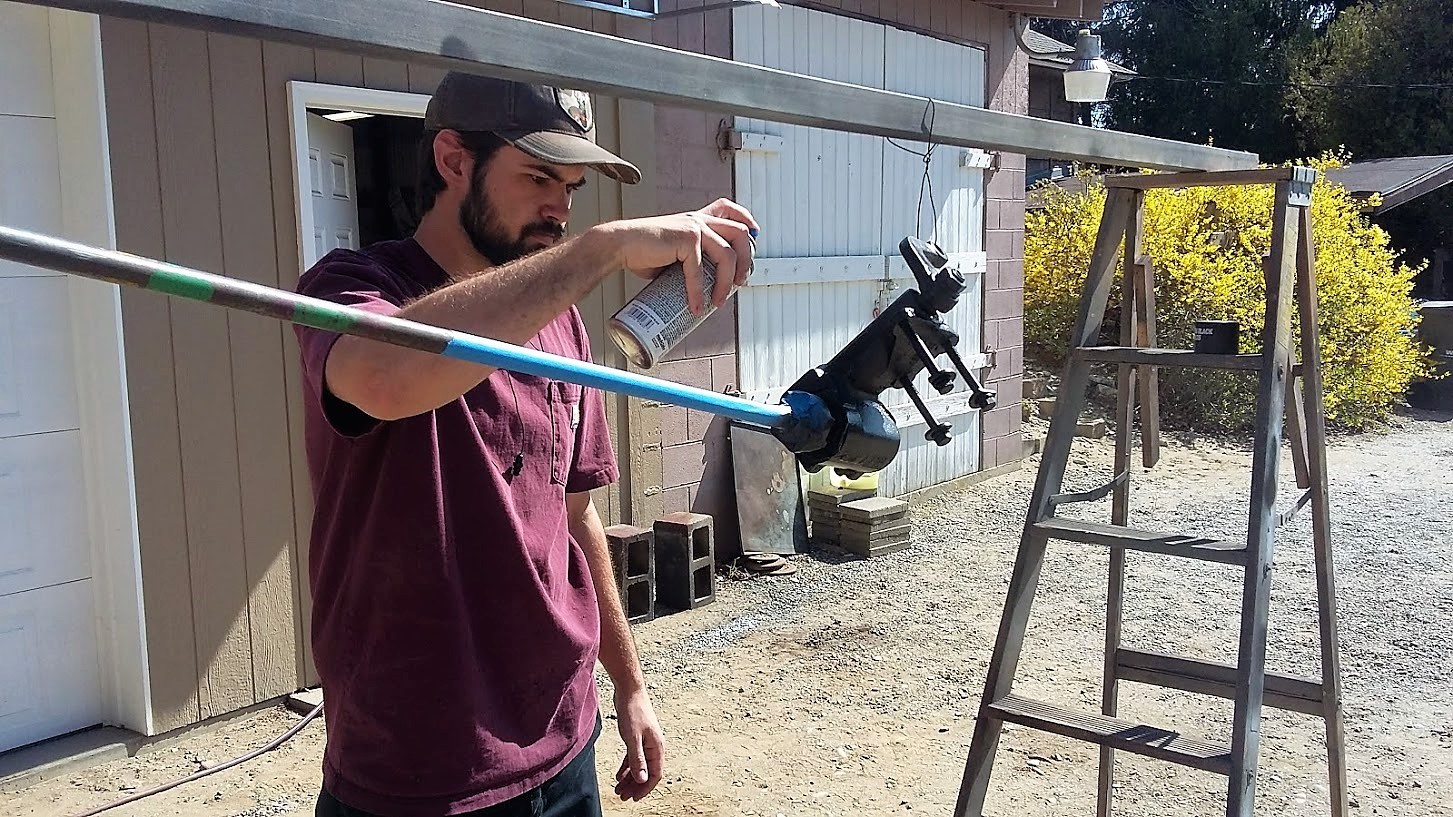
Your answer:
[955,187,1139,817]
[1134,255,1161,469]
[956,530,1050,816]
[1229,180,1301,817]
[1285,372,1312,490]
[1021,188,1140,524]
[1099,537,1127,817]
[1099,192,1145,817]
[1296,207,1349,817]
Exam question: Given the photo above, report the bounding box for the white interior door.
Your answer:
[731,4,988,495]
[304,112,360,267]
[0,1,104,752]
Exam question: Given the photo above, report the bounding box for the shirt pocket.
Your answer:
[549,381,582,486]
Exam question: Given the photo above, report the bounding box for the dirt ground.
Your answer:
[4,410,1450,817]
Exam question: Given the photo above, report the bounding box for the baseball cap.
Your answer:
[424,71,641,185]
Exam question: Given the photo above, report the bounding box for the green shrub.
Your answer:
[1025,151,1430,432]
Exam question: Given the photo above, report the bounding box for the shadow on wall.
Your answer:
[693,415,743,563]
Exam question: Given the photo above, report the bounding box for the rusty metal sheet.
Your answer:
[729,422,806,556]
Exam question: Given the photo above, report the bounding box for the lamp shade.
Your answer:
[1063,29,1113,103]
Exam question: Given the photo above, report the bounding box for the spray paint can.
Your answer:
[607,236,755,369]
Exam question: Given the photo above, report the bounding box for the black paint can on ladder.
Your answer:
[1193,320,1240,354]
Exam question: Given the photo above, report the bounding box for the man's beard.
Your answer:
[459,164,565,265]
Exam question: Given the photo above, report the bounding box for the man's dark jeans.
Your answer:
[314,735,603,817]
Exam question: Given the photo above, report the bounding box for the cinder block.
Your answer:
[812,519,839,543]
[1023,377,1050,400]
[842,537,913,558]
[838,497,910,524]
[838,517,911,538]
[605,524,655,624]
[653,512,715,612]
[662,441,706,490]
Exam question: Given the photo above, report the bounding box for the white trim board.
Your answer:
[744,252,987,288]
[49,8,152,736]
[286,81,429,273]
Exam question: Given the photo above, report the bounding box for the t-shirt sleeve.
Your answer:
[294,254,406,439]
[565,311,620,493]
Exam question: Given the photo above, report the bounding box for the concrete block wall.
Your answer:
[980,5,1029,472]
[649,0,745,553]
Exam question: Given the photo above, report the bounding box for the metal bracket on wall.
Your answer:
[720,127,787,154]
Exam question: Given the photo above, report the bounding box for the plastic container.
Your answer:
[829,468,879,491]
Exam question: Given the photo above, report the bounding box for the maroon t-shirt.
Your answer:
[293,238,618,816]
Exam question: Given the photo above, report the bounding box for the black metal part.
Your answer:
[900,375,952,446]
[774,236,998,474]
[942,342,998,410]
[901,316,957,395]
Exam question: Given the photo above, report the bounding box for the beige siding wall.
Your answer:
[98,0,1024,735]
[100,3,657,734]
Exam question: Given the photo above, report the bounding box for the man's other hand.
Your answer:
[612,686,665,802]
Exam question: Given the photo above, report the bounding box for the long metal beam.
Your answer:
[20,0,1257,172]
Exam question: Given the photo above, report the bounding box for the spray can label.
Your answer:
[608,241,751,369]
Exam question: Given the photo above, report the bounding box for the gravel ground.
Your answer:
[4,409,1450,817]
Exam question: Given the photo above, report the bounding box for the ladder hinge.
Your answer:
[1049,470,1129,508]
[1275,488,1314,527]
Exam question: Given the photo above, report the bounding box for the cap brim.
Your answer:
[506,131,642,185]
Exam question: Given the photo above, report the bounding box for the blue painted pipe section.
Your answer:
[441,334,796,428]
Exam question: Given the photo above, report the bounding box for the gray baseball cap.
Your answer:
[424,71,641,185]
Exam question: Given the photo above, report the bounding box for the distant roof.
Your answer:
[1324,155,1453,212]
[1024,28,1136,77]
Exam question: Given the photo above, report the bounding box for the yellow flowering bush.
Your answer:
[1025,151,1430,431]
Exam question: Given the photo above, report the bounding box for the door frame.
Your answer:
[285,81,429,273]
[48,8,151,736]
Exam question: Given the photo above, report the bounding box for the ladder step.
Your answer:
[1117,649,1326,717]
[1074,346,1263,370]
[1032,518,1248,564]
[988,694,1231,775]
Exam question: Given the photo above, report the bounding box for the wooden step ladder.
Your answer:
[954,167,1349,817]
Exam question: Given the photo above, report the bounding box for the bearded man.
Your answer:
[294,71,757,817]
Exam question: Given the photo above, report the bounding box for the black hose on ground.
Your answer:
[69,700,324,817]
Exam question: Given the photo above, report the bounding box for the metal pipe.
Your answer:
[13,0,1259,171]
[0,225,796,429]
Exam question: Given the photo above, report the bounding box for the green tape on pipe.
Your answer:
[148,268,215,301]
[292,301,357,333]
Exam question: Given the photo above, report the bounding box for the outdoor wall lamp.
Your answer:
[1012,15,1113,104]
[1062,30,1113,103]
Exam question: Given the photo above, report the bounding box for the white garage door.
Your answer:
[0,1,105,752]
[731,4,989,496]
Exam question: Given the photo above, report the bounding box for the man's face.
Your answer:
[459,143,587,265]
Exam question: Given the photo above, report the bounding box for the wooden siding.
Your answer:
[100,3,653,733]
